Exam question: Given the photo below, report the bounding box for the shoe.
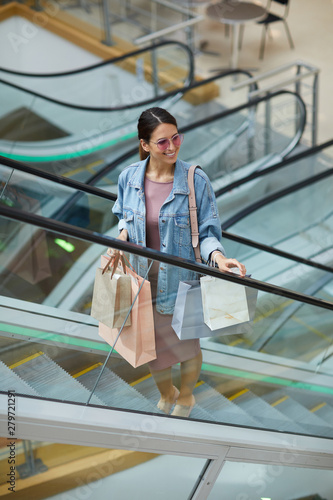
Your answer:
[157,386,180,414]
[171,396,195,418]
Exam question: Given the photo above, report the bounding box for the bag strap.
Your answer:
[188,165,202,263]
[102,254,127,278]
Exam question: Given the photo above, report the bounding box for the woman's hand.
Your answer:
[107,229,128,258]
[212,251,247,277]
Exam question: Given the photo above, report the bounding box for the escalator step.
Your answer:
[0,361,38,396]
[10,353,103,405]
[77,365,158,413]
[228,389,306,433]
[261,390,333,438]
[193,382,258,427]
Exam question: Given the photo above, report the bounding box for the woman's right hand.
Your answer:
[107,229,128,258]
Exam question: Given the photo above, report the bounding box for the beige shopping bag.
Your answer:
[98,255,156,368]
[200,275,256,331]
[91,255,132,328]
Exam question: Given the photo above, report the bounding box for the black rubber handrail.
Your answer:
[0,67,256,112]
[1,204,332,312]
[1,150,330,276]
[84,89,306,187]
[223,231,333,273]
[0,154,116,202]
[4,90,296,190]
[0,88,306,217]
[222,166,333,230]
[0,40,194,78]
[215,138,333,198]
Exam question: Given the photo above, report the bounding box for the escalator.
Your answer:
[0,151,333,498]
[1,38,306,184]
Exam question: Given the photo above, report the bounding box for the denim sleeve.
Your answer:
[112,174,129,233]
[196,172,226,263]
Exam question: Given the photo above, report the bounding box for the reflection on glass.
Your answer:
[208,461,333,500]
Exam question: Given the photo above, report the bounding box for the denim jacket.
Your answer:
[112,157,225,314]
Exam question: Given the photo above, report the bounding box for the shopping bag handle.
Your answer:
[102,254,127,277]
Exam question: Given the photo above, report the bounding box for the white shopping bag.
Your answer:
[200,275,252,331]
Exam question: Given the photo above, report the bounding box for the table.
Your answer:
[206,1,267,69]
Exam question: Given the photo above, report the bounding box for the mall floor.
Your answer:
[190,0,333,146]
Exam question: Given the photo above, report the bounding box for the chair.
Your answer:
[239,0,294,60]
[257,0,294,59]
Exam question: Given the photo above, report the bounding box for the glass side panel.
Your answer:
[1,215,332,438]
[222,237,333,298]
[224,173,333,258]
[217,145,333,227]
[0,437,206,499]
[208,461,333,500]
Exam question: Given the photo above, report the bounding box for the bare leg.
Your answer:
[149,366,175,402]
[177,350,202,407]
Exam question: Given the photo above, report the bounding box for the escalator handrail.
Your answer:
[215,138,333,198]
[1,203,332,312]
[222,165,333,230]
[223,231,333,273]
[2,89,303,191]
[0,67,257,112]
[0,154,116,202]
[84,89,307,188]
[0,40,194,79]
[1,149,330,277]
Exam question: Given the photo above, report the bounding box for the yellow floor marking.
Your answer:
[254,300,293,323]
[271,395,289,407]
[310,402,327,413]
[9,351,44,369]
[291,316,331,342]
[63,160,103,178]
[73,362,103,379]
[229,388,249,401]
[229,337,252,346]
[195,380,205,388]
[130,374,152,386]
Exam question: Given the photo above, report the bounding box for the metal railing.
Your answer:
[231,60,320,147]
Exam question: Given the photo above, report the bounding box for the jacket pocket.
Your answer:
[124,210,135,241]
[174,215,191,247]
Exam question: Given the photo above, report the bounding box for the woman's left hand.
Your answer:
[212,251,247,277]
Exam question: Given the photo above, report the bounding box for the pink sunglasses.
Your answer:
[150,133,184,151]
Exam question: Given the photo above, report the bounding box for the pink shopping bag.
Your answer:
[98,255,156,368]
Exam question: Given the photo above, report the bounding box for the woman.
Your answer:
[109,107,246,417]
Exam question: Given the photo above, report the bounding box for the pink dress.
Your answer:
[144,177,201,372]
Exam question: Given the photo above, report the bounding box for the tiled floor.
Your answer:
[192,0,333,146]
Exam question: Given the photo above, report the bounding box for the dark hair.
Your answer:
[137,107,178,160]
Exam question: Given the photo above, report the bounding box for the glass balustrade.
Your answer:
[223,171,333,257]
[0,212,332,440]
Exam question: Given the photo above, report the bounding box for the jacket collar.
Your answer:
[128,157,190,195]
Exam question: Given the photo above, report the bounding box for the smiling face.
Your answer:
[140,123,181,167]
